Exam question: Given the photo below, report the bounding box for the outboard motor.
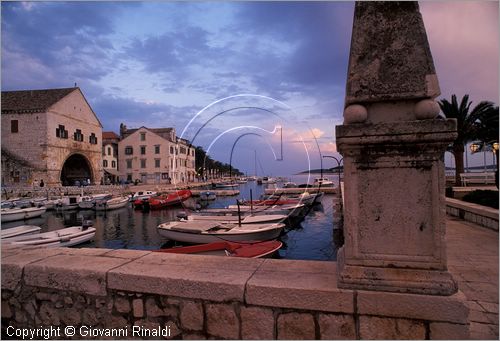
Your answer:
[82,220,93,230]
[176,211,188,220]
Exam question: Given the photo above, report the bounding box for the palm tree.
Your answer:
[438,94,496,186]
[474,105,499,187]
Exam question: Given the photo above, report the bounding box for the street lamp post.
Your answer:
[322,155,343,189]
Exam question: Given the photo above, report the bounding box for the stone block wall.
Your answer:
[2,246,469,339]
[446,198,499,231]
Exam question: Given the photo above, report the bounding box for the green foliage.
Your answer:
[462,190,499,209]
[194,146,242,177]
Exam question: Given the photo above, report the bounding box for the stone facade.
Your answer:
[1,88,102,186]
[118,126,195,185]
[1,246,469,340]
[102,131,120,184]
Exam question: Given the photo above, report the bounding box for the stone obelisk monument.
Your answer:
[336,2,459,295]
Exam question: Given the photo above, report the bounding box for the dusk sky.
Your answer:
[2,1,498,176]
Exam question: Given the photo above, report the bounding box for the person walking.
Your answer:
[39,179,45,187]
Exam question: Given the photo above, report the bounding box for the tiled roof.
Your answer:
[1,87,78,114]
[102,131,120,140]
[122,127,176,142]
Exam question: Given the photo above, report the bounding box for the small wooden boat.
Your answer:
[1,225,41,239]
[1,206,47,223]
[199,191,216,201]
[184,213,287,224]
[94,196,129,211]
[154,240,282,258]
[148,190,192,210]
[1,225,96,247]
[157,221,284,244]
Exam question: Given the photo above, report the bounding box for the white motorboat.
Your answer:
[184,213,288,224]
[261,177,277,184]
[55,195,83,211]
[130,190,157,202]
[94,196,129,211]
[1,206,47,223]
[313,177,335,187]
[199,191,217,201]
[1,225,41,239]
[1,225,96,247]
[157,220,285,244]
[79,194,113,209]
[283,182,297,188]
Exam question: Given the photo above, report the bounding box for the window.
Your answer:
[89,133,98,144]
[170,159,173,168]
[175,148,178,155]
[11,120,18,133]
[192,149,195,156]
[140,132,146,141]
[127,174,132,181]
[140,146,146,155]
[155,145,160,154]
[108,147,112,155]
[140,159,146,168]
[103,160,108,168]
[74,129,84,142]
[170,146,174,154]
[112,161,116,168]
[56,125,68,139]
[180,146,186,154]
[155,159,160,168]
[126,159,132,169]
[125,146,133,155]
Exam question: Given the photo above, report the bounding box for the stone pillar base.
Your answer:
[337,247,457,295]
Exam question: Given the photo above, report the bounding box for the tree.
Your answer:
[474,105,499,187]
[438,95,496,186]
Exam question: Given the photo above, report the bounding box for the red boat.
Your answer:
[148,190,192,210]
[153,240,282,258]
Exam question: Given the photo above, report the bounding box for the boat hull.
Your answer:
[1,207,47,223]
[154,240,282,258]
[157,223,283,244]
[2,226,96,247]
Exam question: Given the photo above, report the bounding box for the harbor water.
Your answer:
[1,175,339,261]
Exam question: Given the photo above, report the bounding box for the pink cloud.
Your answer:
[420,1,499,104]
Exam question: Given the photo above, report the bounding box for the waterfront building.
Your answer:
[1,87,103,186]
[102,131,120,184]
[118,125,196,184]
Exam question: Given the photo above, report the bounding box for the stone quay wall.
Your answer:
[2,246,468,339]
[446,198,499,231]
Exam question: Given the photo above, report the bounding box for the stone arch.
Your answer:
[60,153,93,186]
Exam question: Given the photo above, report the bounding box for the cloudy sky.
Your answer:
[2,1,498,175]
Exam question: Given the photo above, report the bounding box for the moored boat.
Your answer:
[130,190,157,202]
[154,240,282,258]
[94,196,129,211]
[157,220,284,244]
[1,225,41,239]
[313,177,335,187]
[148,190,192,210]
[1,206,47,223]
[1,225,96,247]
[79,193,113,209]
[55,195,83,211]
[184,213,287,224]
[199,191,216,201]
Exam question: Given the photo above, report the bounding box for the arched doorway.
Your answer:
[60,153,93,186]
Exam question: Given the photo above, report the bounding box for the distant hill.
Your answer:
[296,167,343,175]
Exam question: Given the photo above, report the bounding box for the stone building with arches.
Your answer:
[1,87,103,187]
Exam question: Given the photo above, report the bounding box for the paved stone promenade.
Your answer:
[446,217,499,340]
